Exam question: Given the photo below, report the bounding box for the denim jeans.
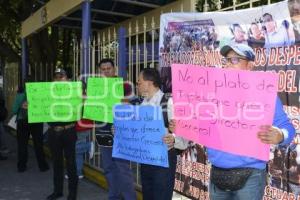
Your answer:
[101,146,136,200]
[141,149,177,200]
[76,130,91,176]
[209,168,266,200]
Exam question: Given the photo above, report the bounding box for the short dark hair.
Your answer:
[141,68,161,88]
[263,13,273,20]
[230,23,242,34]
[249,22,258,35]
[98,58,115,68]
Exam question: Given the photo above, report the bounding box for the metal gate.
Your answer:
[71,0,198,187]
[72,0,280,190]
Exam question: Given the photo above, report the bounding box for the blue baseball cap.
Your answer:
[54,68,67,76]
[220,44,255,61]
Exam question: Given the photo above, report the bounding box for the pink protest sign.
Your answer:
[172,64,279,161]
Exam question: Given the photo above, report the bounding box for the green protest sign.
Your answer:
[83,77,124,123]
[26,82,82,123]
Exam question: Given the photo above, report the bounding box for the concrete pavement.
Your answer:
[0,127,108,200]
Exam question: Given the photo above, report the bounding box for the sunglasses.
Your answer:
[54,74,67,80]
[222,57,247,65]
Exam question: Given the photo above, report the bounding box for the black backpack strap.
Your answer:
[160,94,169,129]
[129,96,143,105]
[160,93,184,155]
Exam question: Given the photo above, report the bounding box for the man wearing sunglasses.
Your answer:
[206,44,296,199]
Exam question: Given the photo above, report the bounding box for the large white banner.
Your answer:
[159,1,300,199]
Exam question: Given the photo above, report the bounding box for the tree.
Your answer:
[196,0,284,12]
[196,0,220,12]
[0,0,77,80]
[196,0,253,11]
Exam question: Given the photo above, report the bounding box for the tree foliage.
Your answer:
[0,0,76,79]
[195,0,284,12]
[196,0,236,12]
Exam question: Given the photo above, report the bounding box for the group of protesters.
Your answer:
[2,43,295,200]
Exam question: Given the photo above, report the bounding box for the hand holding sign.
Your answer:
[172,64,279,161]
[83,77,124,123]
[163,134,175,149]
[112,104,169,167]
[257,125,284,144]
[26,82,82,123]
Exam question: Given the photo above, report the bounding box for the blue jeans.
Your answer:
[101,147,136,200]
[76,130,91,176]
[209,168,266,200]
[141,149,177,200]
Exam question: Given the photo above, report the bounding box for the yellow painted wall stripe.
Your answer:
[21,0,94,38]
[83,165,143,200]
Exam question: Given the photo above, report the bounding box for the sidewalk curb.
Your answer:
[83,164,143,200]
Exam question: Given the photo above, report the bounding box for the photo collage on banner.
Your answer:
[159,1,300,199]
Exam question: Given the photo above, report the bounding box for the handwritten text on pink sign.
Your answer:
[172,64,279,161]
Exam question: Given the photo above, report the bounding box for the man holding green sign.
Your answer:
[87,59,136,200]
[45,68,80,200]
[83,76,124,123]
[26,78,82,123]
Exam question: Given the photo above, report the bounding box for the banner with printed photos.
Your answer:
[159,1,300,199]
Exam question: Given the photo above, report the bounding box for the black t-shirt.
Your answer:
[48,121,75,127]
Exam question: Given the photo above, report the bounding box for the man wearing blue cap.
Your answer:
[207,44,295,199]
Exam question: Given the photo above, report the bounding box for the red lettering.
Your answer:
[289,193,296,200]
[292,118,300,130]
[287,45,296,66]
[280,46,288,65]
[286,70,297,93]
[294,45,300,65]
[264,185,271,196]
[277,70,297,93]
[282,191,289,200]
[254,48,263,66]
[275,47,283,66]
[269,48,277,66]
[278,70,286,92]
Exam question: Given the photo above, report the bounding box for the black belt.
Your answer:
[52,124,75,132]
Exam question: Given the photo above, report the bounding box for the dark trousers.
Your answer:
[16,120,48,170]
[101,147,137,200]
[141,149,177,200]
[48,127,78,199]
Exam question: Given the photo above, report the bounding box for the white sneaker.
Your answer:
[78,175,84,179]
[65,174,84,179]
[0,147,10,154]
[89,142,94,159]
